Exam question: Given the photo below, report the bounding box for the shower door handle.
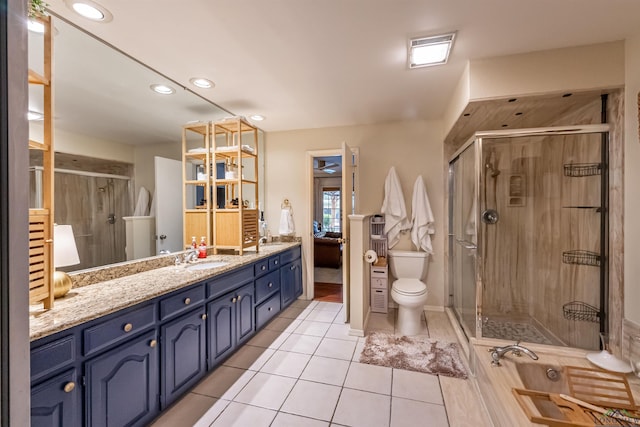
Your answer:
[455,238,477,250]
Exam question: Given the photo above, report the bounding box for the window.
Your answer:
[322,187,341,232]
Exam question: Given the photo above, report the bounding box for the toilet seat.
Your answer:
[392,279,427,296]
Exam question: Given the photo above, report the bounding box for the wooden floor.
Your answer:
[314,282,343,303]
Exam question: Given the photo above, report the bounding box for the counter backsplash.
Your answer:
[68,235,301,288]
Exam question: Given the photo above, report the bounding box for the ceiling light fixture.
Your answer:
[189,78,214,89]
[408,32,456,68]
[150,84,176,95]
[28,110,44,121]
[250,115,265,121]
[65,0,113,22]
[28,19,45,33]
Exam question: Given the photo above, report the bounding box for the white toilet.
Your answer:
[388,249,429,336]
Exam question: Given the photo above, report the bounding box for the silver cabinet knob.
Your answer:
[63,382,75,393]
[123,323,133,332]
[184,297,191,305]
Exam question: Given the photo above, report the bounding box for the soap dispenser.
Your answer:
[198,236,207,258]
[259,211,267,237]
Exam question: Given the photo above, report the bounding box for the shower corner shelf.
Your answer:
[563,301,600,323]
[562,250,601,267]
[563,162,602,177]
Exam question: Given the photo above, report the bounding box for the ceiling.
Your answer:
[44,0,640,133]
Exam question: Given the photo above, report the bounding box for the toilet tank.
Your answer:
[388,250,430,280]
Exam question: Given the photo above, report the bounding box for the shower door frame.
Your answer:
[449,123,610,344]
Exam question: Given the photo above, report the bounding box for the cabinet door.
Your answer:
[292,259,303,298]
[280,261,296,307]
[85,330,159,427]
[207,293,236,367]
[161,308,207,408]
[31,369,81,427]
[236,283,255,345]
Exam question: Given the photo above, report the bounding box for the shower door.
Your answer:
[449,141,478,339]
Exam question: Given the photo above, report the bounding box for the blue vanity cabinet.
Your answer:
[280,258,302,306]
[206,291,236,366]
[206,282,255,368]
[279,246,303,306]
[31,332,81,426]
[160,307,207,408]
[236,282,255,345]
[85,329,159,427]
[293,258,303,298]
[31,368,81,427]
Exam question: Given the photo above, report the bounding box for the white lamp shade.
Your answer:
[54,224,80,268]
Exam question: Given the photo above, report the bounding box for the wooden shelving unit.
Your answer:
[29,14,54,308]
[182,118,259,254]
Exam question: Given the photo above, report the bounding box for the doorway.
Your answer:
[312,155,344,303]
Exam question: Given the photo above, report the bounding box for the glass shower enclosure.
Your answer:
[449,125,609,350]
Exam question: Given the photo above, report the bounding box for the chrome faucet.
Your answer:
[488,341,538,366]
[183,249,198,264]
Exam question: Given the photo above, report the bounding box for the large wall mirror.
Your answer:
[28,15,265,272]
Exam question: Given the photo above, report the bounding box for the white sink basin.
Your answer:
[185,261,229,271]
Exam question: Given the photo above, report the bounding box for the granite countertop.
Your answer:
[29,242,300,341]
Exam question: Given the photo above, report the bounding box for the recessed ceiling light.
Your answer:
[250,115,265,121]
[189,78,214,89]
[28,19,45,33]
[65,0,113,22]
[28,110,44,121]
[150,84,176,95]
[408,32,456,68]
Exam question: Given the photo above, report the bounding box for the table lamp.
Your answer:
[53,224,80,298]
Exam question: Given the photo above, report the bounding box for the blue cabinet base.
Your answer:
[30,246,303,427]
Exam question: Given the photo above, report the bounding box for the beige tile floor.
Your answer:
[151,301,491,427]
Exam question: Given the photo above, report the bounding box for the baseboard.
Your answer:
[348,307,370,337]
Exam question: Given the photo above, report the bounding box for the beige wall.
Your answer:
[469,41,625,101]
[264,119,447,307]
[44,125,135,163]
[624,36,640,324]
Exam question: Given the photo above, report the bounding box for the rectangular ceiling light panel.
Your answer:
[409,32,456,68]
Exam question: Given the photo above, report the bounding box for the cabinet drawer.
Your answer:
[371,278,387,289]
[83,303,156,356]
[255,292,281,330]
[269,256,281,270]
[31,334,76,383]
[207,266,254,300]
[160,285,205,321]
[279,246,301,265]
[371,266,388,279]
[255,270,280,303]
[254,259,270,276]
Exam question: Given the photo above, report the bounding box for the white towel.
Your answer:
[410,176,435,254]
[278,207,295,235]
[381,167,410,248]
[133,186,151,216]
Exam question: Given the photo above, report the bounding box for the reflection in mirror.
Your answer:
[28,16,265,272]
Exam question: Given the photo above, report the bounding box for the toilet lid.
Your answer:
[393,279,427,295]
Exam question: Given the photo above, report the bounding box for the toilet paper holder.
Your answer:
[364,249,378,264]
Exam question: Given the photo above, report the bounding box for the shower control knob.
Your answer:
[481,209,499,224]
